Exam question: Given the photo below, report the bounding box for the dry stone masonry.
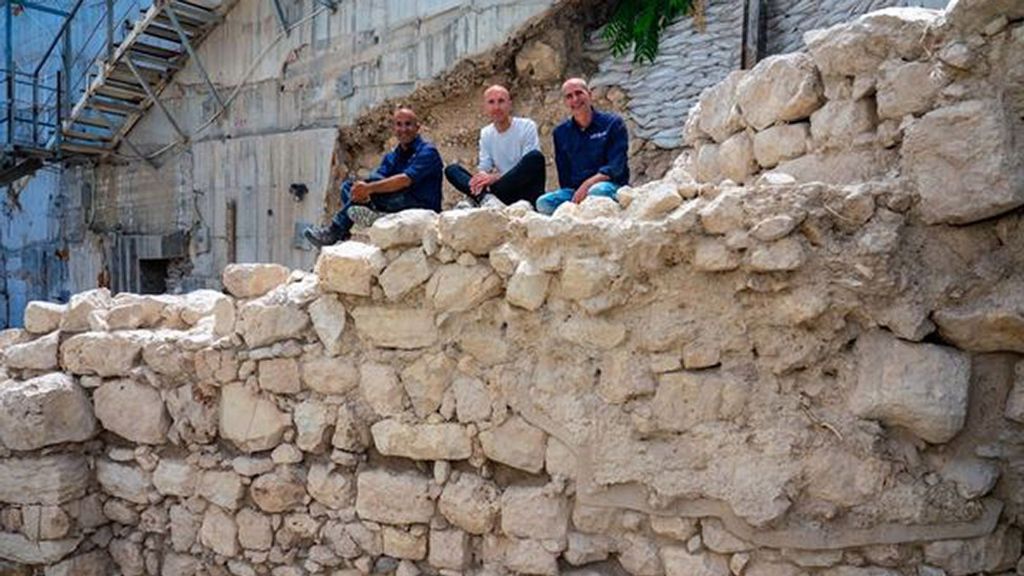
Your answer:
[1,0,1024,574]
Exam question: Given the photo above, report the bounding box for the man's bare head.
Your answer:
[482,85,512,124]
[392,108,420,146]
[561,78,592,115]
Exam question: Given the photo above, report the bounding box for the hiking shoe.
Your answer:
[454,198,477,210]
[479,193,506,209]
[348,205,383,228]
[303,224,345,248]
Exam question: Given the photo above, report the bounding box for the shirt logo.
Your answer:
[589,130,608,140]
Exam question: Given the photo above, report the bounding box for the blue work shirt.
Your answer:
[369,135,444,211]
[553,109,630,190]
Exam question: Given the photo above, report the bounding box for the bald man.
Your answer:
[536,78,629,215]
[305,108,443,247]
[444,85,546,208]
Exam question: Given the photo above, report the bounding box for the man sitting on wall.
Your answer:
[536,78,629,215]
[444,84,546,208]
[304,107,443,247]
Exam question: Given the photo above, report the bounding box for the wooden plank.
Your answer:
[741,0,767,69]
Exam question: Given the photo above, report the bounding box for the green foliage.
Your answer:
[603,0,698,64]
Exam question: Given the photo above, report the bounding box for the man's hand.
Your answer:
[572,181,593,204]
[351,181,371,203]
[469,172,498,197]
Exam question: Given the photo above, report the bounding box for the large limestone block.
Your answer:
[359,362,406,416]
[0,454,90,504]
[371,419,472,461]
[308,295,346,355]
[479,415,546,473]
[626,181,683,221]
[23,302,65,334]
[0,373,95,450]
[924,525,1022,576]
[453,375,491,423]
[3,331,59,371]
[557,316,627,350]
[753,124,810,169]
[382,526,427,560]
[438,473,499,534]
[401,352,454,417]
[96,460,152,504]
[355,469,435,525]
[718,132,757,183]
[500,486,569,540]
[747,238,806,272]
[307,463,353,509]
[258,357,301,394]
[426,264,502,312]
[559,258,618,301]
[236,299,309,349]
[294,400,334,452]
[695,143,721,183]
[775,147,898,185]
[697,70,746,143]
[804,8,941,77]
[661,547,730,576]
[367,209,438,249]
[332,404,370,451]
[504,538,559,576]
[945,0,1024,33]
[179,290,235,335]
[61,332,141,377]
[437,209,509,255]
[850,331,970,443]
[876,61,945,120]
[153,459,198,497]
[429,529,470,570]
[94,378,170,444]
[198,470,245,511]
[506,261,550,311]
[222,263,290,298]
[199,506,238,557]
[736,53,823,130]
[653,371,735,433]
[933,280,1024,353]
[315,242,387,296]
[0,532,81,565]
[693,238,740,272]
[249,470,306,513]
[810,99,877,149]
[236,508,273,551]
[350,307,437,349]
[301,355,358,396]
[219,384,290,453]
[380,249,434,301]
[904,99,1024,225]
[45,550,111,576]
[60,288,112,332]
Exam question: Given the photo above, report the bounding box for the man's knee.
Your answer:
[444,164,462,179]
[522,149,545,166]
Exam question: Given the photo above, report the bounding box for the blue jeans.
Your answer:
[331,180,427,236]
[536,181,620,215]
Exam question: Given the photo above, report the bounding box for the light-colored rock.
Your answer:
[153,459,198,497]
[3,330,59,371]
[695,143,721,183]
[425,264,502,312]
[516,37,563,83]
[804,8,941,76]
[701,518,753,553]
[501,485,569,540]
[94,378,169,444]
[350,307,437,349]
[332,403,370,451]
[258,357,300,394]
[558,316,627,350]
[60,332,141,377]
[718,132,757,183]
[507,261,551,311]
[44,550,111,576]
[20,505,70,540]
[1005,361,1024,423]
[650,517,699,542]
[697,70,746,143]
[700,189,745,235]
[750,214,799,242]
[753,124,810,169]
[383,526,427,560]
[0,372,95,450]
[108,538,143,576]
[565,532,612,565]
[453,374,491,423]
[940,457,1000,500]
[479,415,546,473]
[904,99,1024,225]
[355,469,435,525]
[661,547,730,576]
[96,460,152,504]
[736,53,823,130]
[439,473,499,534]
[559,258,618,301]
[308,295,346,355]
[199,470,245,510]
[236,299,309,349]
[359,362,406,416]
[429,529,469,569]
[0,454,90,505]
[923,525,1022,576]
[307,462,353,509]
[301,356,358,395]
[694,237,740,272]
[179,290,235,335]
[619,534,664,576]
[367,209,438,249]
[747,238,805,272]
[850,330,970,443]
[933,279,1024,353]
[810,99,877,149]
[876,61,945,120]
[0,532,81,565]
[380,249,434,301]
[200,506,238,557]
[401,352,454,417]
[294,400,334,452]
[219,384,290,453]
[437,209,509,255]
[628,182,682,220]
[683,340,721,369]
[249,470,306,513]
[945,0,1024,33]
[23,302,65,334]
[158,552,198,576]
[223,263,290,298]
[371,419,472,460]
[60,288,112,332]
[653,371,733,432]
[270,443,302,464]
[236,508,273,551]
[315,242,387,296]
[504,538,559,576]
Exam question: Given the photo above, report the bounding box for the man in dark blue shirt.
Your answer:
[304,108,443,247]
[536,78,630,215]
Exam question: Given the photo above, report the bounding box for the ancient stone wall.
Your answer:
[1,0,1024,575]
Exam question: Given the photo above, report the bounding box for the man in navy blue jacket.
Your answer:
[536,78,629,215]
[305,108,443,247]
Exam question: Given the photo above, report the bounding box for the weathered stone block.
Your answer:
[294,400,334,453]
[439,473,499,534]
[367,209,437,249]
[350,307,437,349]
[693,238,740,272]
[479,415,546,473]
[810,98,877,149]
[661,547,730,576]
[237,299,309,349]
[506,261,550,311]
[501,485,569,540]
[428,529,469,569]
[437,209,509,255]
[359,362,406,416]
[933,279,1024,353]
[307,463,353,509]
[60,288,112,333]
[380,249,434,301]
[737,53,823,130]
[371,419,472,460]
[0,454,90,505]
[804,8,940,76]
[94,378,169,445]
[315,242,387,296]
[61,333,141,377]
[199,506,238,557]
[301,356,358,396]
[219,384,290,453]
[250,470,306,513]
[23,302,65,335]
[153,459,198,497]
[308,295,346,355]
[355,469,434,525]
[753,124,810,169]
[697,70,746,143]
[96,460,152,504]
[425,264,502,312]
[0,373,95,450]
[222,263,290,298]
[198,470,245,511]
[258,357,301,394]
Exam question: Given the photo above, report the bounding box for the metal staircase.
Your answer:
[1,0,233,185]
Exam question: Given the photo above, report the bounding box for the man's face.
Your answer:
[392,110,419,146]
[562,82,592,114]
[483,88,512,123]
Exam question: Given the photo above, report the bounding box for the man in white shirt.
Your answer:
[444,85,546,208]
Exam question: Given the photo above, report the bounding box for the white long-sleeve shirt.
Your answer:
[478,117,540,175]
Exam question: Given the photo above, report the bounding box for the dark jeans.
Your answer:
[331,180,427,236]
[444,149,546,207]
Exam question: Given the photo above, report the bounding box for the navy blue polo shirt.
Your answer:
[553,109,630,190]
[371,135,443,211]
